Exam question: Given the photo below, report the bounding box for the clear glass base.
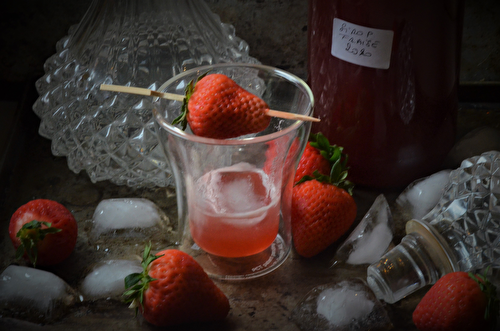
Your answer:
[180,234,290,281]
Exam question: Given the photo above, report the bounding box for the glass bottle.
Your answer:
[308,0,464,188]
[367,151,500,303]
[32,0,258,187]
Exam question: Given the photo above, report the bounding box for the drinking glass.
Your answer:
[153,63,314,280]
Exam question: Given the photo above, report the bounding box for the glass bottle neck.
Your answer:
[367,220,455,303]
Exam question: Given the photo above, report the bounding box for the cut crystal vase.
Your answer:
[33,0,259,187]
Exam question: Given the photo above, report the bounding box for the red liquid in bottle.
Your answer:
[308,0,464,188]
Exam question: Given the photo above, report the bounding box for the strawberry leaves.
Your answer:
[123,242,164,314]
[15,220,62,267]
[172,71,209,130]
[296,133,354,194]
[469,269,499,326]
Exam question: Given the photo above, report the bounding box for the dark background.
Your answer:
[1,0,499,83]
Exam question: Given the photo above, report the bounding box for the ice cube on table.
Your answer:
[291,278,391,331]
[0,265,78,323]
[395,170,451,221]
[331,195,394,266]
[90,198,170,240]
[81,259,143,300]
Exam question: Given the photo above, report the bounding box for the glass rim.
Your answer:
[153,63,314,145]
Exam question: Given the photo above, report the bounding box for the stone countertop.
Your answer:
[1,79,499,330]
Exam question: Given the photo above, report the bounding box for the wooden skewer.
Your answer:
[100,84,320,122]
[100,84,185,102]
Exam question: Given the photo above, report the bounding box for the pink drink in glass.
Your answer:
[189,162,280,258]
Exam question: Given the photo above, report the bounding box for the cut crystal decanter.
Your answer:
[33,0,259,187]
[367,151,500,303]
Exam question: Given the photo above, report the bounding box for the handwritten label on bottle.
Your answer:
[331,18,394,69]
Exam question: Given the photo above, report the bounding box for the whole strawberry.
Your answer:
[9,199,78,267]
[294,133,340,183]
[291,141,356,258]
[172,73,271,139]
[413,271,499,331]
[123,243,230,327]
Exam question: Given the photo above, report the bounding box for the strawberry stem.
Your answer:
[123,242,164,316]
[15,220,61,267]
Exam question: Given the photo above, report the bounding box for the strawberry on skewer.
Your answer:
[172,73,272,139]
[100,74,319,139]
